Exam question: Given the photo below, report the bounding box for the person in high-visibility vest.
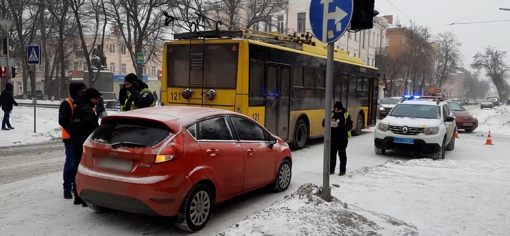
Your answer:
[58,82,87,200]
[119,73,155,112]
[322,101,353,176]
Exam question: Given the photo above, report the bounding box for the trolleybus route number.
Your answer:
[252,113,260,121]
[170,92,181,100]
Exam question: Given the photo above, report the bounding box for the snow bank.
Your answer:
[481,105,510,128]
[0,108,60,147]
[338,159,510,236]
[216,183,418,236]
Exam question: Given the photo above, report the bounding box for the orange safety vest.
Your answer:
[61,98,74,139]
[61,98,97,139]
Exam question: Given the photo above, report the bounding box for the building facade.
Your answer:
[10,30,162,99]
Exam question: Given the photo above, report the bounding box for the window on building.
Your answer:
[264,16,272,32]
[348,32,352,39]
[376,33,379,47]
[143,66,147,75]
[277,15,284,33]
[354,32,358,41]
[385,37,390,46]
[82,63,87,71]
[252,23,259,31]
[73,61,79,71]
[354,53,357,57]
[110,63,116,73]
[347,50,350,55]
[297,12,306,33]
[109,44,115,54]
[362,32,365,49]
[372,32,375,47]
[151,66,156,76]
[121,63,126,74]
[121,44,127,54]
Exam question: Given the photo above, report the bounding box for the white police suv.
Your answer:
[374,95,457,159]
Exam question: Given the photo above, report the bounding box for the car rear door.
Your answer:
[195,116,244,197]
[442,105,455,142]
[228,115,277,190]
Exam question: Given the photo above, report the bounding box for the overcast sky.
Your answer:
[376,0,510,73]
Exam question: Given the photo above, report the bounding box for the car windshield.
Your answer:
[447,102,465,111]
[389,104,441,119]
[381,98,401,105]
[91,119,173,147]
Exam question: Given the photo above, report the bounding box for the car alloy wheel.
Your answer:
[274,159,292,191]
[176,184,213,232]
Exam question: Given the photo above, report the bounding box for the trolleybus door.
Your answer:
[265,63,290,140]
[368,77,378,126]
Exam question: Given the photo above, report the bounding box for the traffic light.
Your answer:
[0,66,7,78]
[350,0,380,31]
[11,67,17,78]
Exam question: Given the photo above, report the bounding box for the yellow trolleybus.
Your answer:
[161,30,380,149]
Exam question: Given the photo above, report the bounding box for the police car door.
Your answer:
[442,105,454,141]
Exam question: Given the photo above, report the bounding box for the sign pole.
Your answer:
[322,42,335,201]
[33,65,36,133]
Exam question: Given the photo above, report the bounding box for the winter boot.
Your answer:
[82,202,88,207]
[63,190,72,199]
[339,172,346,176]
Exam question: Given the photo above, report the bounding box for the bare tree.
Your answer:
[105,0,171,79]
[204,0,285,30]
[4,0,41,98]
[169,0,204,32]
[472,47,510,101]
[431,31,462,87]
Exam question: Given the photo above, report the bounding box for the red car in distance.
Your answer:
[75,106,293,232]
[447,102,478,132]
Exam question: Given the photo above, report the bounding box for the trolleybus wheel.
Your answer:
[292,119,309,150]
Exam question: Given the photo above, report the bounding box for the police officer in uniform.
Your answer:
[322,101,353,176]
[119,73,155,112]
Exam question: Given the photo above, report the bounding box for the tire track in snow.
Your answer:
[0,150,64,185]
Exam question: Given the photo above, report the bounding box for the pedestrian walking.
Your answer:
[58,82,87,199]
[69,88,101,206]
[1,83,18,130]
[322,101,353,176]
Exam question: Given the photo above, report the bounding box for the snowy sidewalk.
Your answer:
[217,159,510,236]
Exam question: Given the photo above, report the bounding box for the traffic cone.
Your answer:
[365,126,370,130]
[455,129,459,139]
[485,131,494,145]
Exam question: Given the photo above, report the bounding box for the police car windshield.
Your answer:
[389,104,441,119]
[381,98,400,104]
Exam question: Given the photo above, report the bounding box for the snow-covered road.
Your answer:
[0,105,507,235]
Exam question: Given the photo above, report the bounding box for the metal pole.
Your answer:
[32,65,36,133]
[6,27,10,79]
[322,42,335,202]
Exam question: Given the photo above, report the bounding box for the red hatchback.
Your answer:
[76,106,293,232]
[447,102,478,132]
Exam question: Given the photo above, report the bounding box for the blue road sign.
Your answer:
[309,0,353,44]
[27,45,41,65]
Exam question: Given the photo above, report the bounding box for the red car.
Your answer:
[76,106,293,232]
[447,102,478,132]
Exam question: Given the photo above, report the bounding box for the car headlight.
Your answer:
[378,123,388,132]
[423,127,439,135]
[380,107,385,111]
[473,115,476,119]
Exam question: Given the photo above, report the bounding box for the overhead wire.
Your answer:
[432,0,506,28]
[383,0,417,24]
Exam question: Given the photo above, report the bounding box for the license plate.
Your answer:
[95,158,133,172]
[393,137,414,144]
[462,123,473,126]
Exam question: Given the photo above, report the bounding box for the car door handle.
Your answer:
[247,149,255,155]
[206,149,219,156]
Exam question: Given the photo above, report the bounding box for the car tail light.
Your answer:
[155,132,185,164]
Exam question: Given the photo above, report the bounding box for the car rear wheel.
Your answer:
[176,184,213,232]
[273,159,292,192]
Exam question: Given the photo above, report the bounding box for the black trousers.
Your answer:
[71,145,84,196]
[330,138,348,173]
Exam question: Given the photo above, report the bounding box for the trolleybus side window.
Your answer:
[292,66,303,87]
[304,67,315,88]
[249,58,265,106]
[315,69,326,108]
[348,74,358,107]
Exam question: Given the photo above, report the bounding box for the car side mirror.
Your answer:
[445,116,455,122]
[267,135,277,149]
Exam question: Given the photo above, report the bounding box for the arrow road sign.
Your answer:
[309,0,353,43]
[27,45,41,65]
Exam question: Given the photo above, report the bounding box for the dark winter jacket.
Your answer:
[119,81,154,111]
[1,83,18,111]
[59,82,87,144]
[69,95,99,154]
[322,102,353,140]
[95,97,105,116]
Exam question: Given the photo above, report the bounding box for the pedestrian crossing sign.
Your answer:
[27,45,41,65]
